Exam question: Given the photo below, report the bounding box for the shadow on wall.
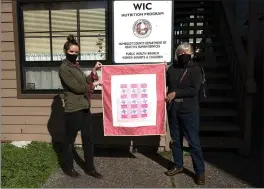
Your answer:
[47,95,65,144]
[47,95,67,168]
[46,95,165,160]
[91,112,162,151]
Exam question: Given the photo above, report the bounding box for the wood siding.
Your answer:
[1,0,165,147]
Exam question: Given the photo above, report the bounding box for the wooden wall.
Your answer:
[1,0,165,148]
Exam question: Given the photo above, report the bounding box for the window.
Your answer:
[17,0,108,94]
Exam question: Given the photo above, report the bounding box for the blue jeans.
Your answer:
[168,102,205,175]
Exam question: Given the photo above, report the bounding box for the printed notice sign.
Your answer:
[113,1,173,64]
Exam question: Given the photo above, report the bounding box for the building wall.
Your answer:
[1,0,165,147]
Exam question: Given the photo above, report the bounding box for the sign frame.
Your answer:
[111,0,174,65]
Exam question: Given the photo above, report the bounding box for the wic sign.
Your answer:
[133,3,152,10]
[113,1,173,64]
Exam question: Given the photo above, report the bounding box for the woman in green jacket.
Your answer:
[59,34,102,179]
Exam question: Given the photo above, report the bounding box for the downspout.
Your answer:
[246,0,257,91]
[243,0,257,155]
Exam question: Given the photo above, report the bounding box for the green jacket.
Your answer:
[59,59,97,112]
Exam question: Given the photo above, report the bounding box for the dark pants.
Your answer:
[168,102,205,175]
[61,109,95,171]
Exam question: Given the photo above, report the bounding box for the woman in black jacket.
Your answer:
[165,42,205,185]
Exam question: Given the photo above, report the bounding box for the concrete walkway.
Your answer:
[43,150,259,188]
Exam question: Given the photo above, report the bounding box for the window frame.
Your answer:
[14,0,113,99]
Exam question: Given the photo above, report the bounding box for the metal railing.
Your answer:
[217,1,247,108]
[217,1,256,154]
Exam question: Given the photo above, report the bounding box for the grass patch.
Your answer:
[1,141,58,188]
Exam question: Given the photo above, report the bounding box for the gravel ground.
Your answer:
[42,151,171,188]
[171,155,256,188]
[42,150,259,188]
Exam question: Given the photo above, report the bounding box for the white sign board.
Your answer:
[113,1,173,64]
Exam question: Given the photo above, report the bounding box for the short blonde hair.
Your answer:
[175,42,194,60]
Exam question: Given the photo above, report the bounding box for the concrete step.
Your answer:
[183,137,242,148]
[175,33,217,39]
[198,61,228,69]
[175,42,222,48]
[174,3,214,9]
[200,97,236,109]
[200,122,240,131]
[195,51,225,57]
[200,137,242,148]
[175,17,213,23]
[174,26,213,30]
[207,84,232,90]
[195,43,222,48]
[205,73,229,79]
[175,10,212,16]
[200,97,235,103]
[200,108,237,117]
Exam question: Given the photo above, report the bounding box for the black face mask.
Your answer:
[66,53,78,62]
[177,54,191,65]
